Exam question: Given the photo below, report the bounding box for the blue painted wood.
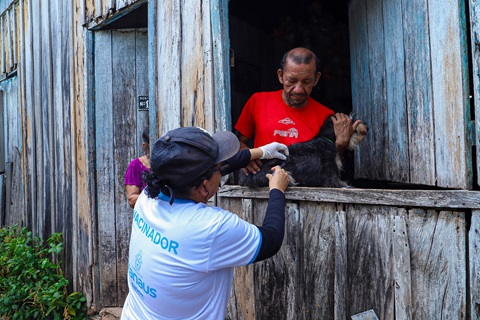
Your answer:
[211,0,231,131]
[148,0,157,139]
[366,0,387,181]
[0,0,14,15]
[402,0,436,186]
[349,0,373,179]
[469,0,480,188]
[383,0,409,183]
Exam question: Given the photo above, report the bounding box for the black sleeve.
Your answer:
[253,189,286,262]
[220,149,251,175]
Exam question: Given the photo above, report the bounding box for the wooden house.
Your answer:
[0,0,479,318]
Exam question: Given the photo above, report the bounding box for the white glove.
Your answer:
[259,142,289,160]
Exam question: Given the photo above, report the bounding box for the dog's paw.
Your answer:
[348,122,368,151]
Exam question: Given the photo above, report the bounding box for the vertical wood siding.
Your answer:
[219,189,476,319]
[0,0,150,311]
[470,0,480,187]
[0,0,477,314]
[149,0,229,137]
[350,0,472,189]
[94,28,148,307]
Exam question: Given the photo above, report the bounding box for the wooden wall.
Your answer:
[471,0,480,187]
[93,28,149,307]
[349,0,474,189]
[0,0,478,314]
[0,0,232,311]
[219,186,480,319]
[148,0,230,137]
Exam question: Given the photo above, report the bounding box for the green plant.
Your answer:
[0,226,86,320]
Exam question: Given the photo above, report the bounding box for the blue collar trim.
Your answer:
[158,192,196,204]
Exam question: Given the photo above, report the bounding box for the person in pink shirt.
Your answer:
[124,128,151,208]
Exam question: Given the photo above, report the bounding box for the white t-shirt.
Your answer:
[121,192,262,319]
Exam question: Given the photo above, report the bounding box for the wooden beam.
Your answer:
[218,185,480,209]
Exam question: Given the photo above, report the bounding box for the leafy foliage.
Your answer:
[0,226,86,319]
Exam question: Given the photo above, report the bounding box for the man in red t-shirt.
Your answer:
[235,47,362,174]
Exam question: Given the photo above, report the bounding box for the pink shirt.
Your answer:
[124,158,150,191]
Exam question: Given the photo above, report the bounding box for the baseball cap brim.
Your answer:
[212,131,240,163]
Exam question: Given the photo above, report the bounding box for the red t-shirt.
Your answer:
[234,90,334,147]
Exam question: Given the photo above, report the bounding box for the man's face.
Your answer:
[277,59,320,108]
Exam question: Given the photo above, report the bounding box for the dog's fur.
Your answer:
[238,117,368,188]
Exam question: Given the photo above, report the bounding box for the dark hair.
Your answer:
[142,166,219,202]
[142,128,150,145]
[280,48,320,74]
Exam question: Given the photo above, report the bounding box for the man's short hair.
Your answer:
[280,48,320,74]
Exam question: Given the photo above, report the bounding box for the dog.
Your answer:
[238,116,368,188]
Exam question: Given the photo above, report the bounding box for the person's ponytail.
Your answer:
[142,171,164,199]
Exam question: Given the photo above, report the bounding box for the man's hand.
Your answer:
[331,113,362,154]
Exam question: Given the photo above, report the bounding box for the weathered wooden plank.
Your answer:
[1,74,23,227]
[51,0,74,287]
[429,0,470,189]
[299,202,337,320]
[211,0,231,131]
[180,0,204,127]
[365,0,387,181]
[0,174,4,225]
[470,0,480,187]
[0,0,14,15]
[0,82,5,174]
[154,0,181,136]
[30,0,43,238]
[0,12,4,75]
[408,209,466,318]
[224,198,256,320]
[382,0,408,183]
[134,29,148,147]
[334,209,348,320]
[201,0,214,132]
[22,0,35,232]
[470,210,480,319]
[253,200,295,319]
[392,209,412,320]
[116,0,131,11]
[13,3,19,67]
[94,30,118,306]
[41,0,54,239]
[76,26,97,308]
[402,0,436,186]
[346,205,395,319]
[218,185,480,209]
[348,0,373,180]
[5,7,12,72]
[112,29,137,305]
[6,150,25,227]
[3,77,20,162]
[4,162,11,225]
[147,0,156,139]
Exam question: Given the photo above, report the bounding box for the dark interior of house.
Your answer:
[228,0,352,125]
[228,0,357,181]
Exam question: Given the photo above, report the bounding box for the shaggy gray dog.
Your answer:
[238,117,368,188]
